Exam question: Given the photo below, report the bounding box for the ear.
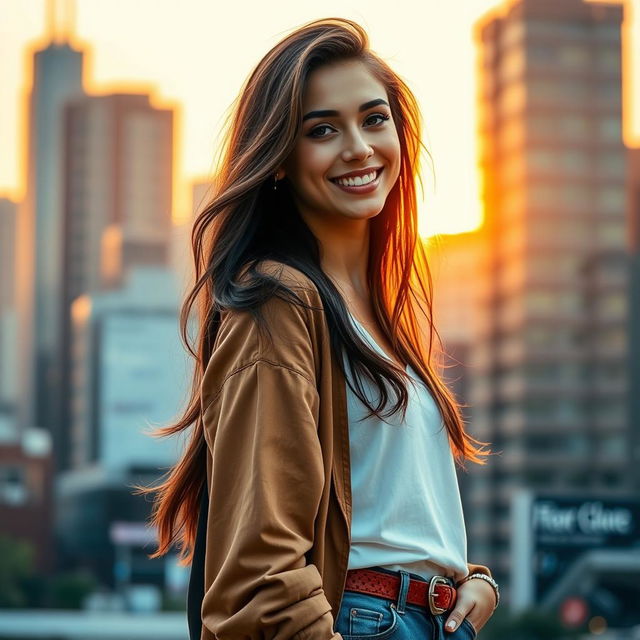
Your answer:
[275,168,285,180]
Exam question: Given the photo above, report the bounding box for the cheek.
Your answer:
[294,145,334,185]
[382,134,402,183]
[383,130,402,163]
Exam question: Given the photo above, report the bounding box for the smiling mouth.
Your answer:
[328,167,384,187]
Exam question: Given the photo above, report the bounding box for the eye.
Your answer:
[364,113,391,127]
[307,112,391,139]
[308,124,335,139]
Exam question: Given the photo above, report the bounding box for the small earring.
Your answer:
[273,172,279,191]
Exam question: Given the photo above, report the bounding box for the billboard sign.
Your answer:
[511,491,640,610]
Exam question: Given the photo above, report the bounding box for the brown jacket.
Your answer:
[199,260,493,640]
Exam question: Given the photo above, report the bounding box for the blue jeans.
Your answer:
[335,566,478,640]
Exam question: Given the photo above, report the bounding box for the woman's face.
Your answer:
[281,59,401,223]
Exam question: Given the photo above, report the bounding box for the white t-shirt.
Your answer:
[343,312,469,583]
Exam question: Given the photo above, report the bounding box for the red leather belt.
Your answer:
[345,568,457,616]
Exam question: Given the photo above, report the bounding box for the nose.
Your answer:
[341,126,374,162]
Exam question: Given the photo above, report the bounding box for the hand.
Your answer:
[444,577,497,635]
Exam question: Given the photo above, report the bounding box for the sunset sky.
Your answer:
[1,0,638,236]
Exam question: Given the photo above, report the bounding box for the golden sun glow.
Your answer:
[0,0,638,239]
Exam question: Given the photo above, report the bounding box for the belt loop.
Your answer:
[395,570,410,614]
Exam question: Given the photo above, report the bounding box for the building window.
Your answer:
[0,465,28,506]
[524,470,553,486]
[597,187,625,214]
[594,402,626,423]
[595,48,620,73]
[601,471,622,487]
[594,24,621,42]
[529,78,589,103]
[596,81,622,106]
[597,152,625,177]
[562,150,589,173]
[566,471,590,487]
[561,115,590,139]
[528,114,590,140]
[558,44,590,68]
[528,184,555,207]
[526,291,557,314]
[556,399,582,421]
[527,256,578,281]
[529,217,589,244]
[598,117,621,142]
[565,433,589,454]
[598,325,627,348]
[527,149,555,171]
[528,43,590,69]
[562,185,592,210]
[599,434,625,456]
[526,149,589,174]
[526,20,589,39]
[597,222,626,246]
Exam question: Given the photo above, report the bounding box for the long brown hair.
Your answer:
[135,16,492,565]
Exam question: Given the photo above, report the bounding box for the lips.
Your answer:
[329,167,383,184]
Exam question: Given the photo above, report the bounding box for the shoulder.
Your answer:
[240,259,321,297]
[232,259,325,325]
[201,260,324,408]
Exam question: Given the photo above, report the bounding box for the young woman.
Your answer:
[139,17,499,640]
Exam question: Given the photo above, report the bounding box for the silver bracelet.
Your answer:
[457,573,500,610]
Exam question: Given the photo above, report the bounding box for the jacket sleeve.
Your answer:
[200,302,341,638]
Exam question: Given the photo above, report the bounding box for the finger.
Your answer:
[467,602,481,628]
[445,605,474,633]
[465,605,481,633]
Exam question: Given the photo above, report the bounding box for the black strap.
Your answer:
[187,481,209,640]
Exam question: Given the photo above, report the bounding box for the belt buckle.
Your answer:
[428,575,450,616]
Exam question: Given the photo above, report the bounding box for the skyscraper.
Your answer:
[470,0,629,604]
[15,26,85,463]
[55,93,174,471]
[628,148,640,491]
[0,198,18,417]
[62,93,173,298]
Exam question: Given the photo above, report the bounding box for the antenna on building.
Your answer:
[46,0,76,45]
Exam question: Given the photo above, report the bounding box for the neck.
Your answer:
[296,209,371,297]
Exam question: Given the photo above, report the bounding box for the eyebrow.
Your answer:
[302,98,390,122]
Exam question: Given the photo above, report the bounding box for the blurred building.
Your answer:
[63,93,173,296]
[15,34,85,458]
[426,230,490,503]
[191,180,213,223]
[0,198,16,311]
[471,0,630,610]
[0,427,53,573]
[56,93,174,473]
[428,230,488,349]
[0,200,52,573]
[56,266,191,591]
[170,178,213,291]
[628,148,640,491]
[0,198,18,418]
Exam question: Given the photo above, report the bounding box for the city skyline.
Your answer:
[2,0,638,236]
[1,0,639,631]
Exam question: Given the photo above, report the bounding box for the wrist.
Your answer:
[456,572,500,610]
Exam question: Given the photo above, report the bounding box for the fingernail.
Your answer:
[446,620,456,630]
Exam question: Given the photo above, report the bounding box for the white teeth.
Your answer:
[335,170,377,187]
